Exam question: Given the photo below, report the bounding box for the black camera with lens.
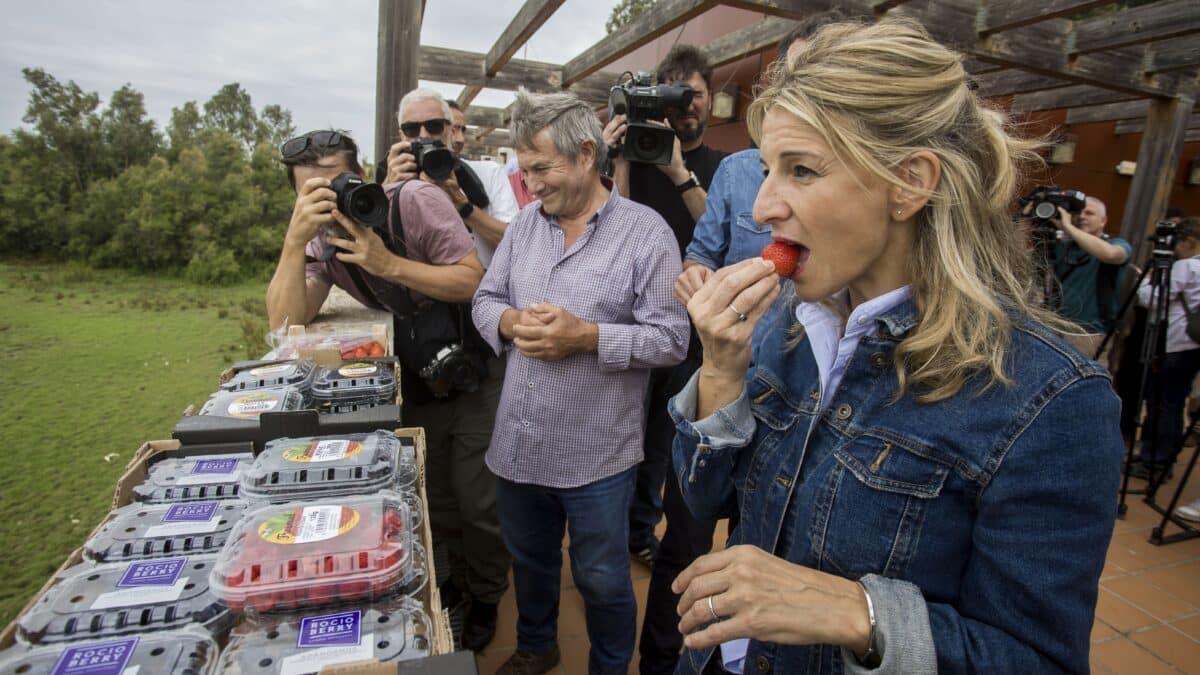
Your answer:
[1152,220,1179,254]
[419,341,487,399]
[1019,186,1087,222]
[330,172,388,227]
[608,71,694,165]
[406,138,456,181]
[317,172,390,261]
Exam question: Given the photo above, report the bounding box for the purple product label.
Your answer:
[162,501,220,523]
[117,557,187,587]
[191,457,239,474]
[297,609,363,648]
[50,636,139,675]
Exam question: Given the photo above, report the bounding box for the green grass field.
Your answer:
[0,261,271,628]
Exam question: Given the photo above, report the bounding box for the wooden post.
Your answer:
[1121,94,1196,265]
[375,0,423,167]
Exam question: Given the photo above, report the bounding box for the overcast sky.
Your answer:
[0,0,616,161]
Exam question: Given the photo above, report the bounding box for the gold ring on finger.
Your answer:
[727,303,748,322]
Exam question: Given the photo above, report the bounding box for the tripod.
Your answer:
[1102,243,1200,544]
[1150,415,1200,545]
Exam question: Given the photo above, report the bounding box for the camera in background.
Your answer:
[407,139,456,181]
[608,71,694,165]
[1020,186,1087,221]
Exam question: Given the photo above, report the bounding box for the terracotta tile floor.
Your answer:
[466,464,1200,674]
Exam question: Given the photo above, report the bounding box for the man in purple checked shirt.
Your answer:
[472,90,689,675]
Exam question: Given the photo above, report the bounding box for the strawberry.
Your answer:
[762,241,802,277]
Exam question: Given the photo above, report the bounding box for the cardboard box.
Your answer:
[321,650,479,674]
[0,428,452,660]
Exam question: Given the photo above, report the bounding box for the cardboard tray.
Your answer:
[0,428,452,659]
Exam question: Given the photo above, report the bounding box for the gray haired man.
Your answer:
[473,90,689,675]
[377,86,514,653]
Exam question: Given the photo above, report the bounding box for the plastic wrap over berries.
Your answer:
[84,501,249,563]
[240,431,417,504]
[132,454,252,504]
[209,491,427,614]
[217,596,432,674]
[15,555,232,646]
[0,626,219,675]
[222,361,316,395]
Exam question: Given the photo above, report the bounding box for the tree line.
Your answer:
[0,68,305,284]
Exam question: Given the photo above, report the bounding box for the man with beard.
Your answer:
[602,45,728,574]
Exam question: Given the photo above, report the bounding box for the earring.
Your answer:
[894,210,903,217]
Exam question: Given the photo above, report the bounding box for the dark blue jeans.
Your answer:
[1141,348,1200,466]
[497,468,637,675]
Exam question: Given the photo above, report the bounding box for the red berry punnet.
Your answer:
[208,491,425,613]
[762,241,802,277]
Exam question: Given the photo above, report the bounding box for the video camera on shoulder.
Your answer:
[1019,186,1087,222]
[316,172,390,262]
[608,71,694,165]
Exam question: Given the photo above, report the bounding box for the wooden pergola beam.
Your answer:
[978,23,1182,98]
[1145,36,1200,74]
[1121,95,1196,262]
[723,0,1189,97]
[962,57,1003,75]
[972,70,1068,98]
[375,0,423,166]
[466,129,511,146]
[1073,0,1200,55]
[562,0,719,85]
[868,0,911,9]
[1008,84,1140,113]
[1066,99,1152,125]
[1115,113,1200,135]
[978,0,1110,35]
[419,45,613,104]
[485,0,565,76]
[701,16,793,69]
[464,106,508,129]
[456,85,482,108]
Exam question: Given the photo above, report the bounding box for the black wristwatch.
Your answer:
[675,171,700,193]
[458,201,475,220]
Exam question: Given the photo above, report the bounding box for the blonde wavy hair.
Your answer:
[749,18,1069,402]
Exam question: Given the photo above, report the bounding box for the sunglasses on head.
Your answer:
[400,118,450,138]
[280,130,345,159]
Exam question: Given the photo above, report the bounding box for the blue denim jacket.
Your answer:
[685,149,772,269]
[670,298,1122,674]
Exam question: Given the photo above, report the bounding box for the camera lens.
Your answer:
[1034,202,1057,220]
[328,172,387,228]
[635,133,660,155]
[352,192,374,215]
[421,150,455,181]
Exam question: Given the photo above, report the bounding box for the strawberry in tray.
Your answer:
[210,491,425,613]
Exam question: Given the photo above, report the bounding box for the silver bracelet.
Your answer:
[856,579,882,668]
